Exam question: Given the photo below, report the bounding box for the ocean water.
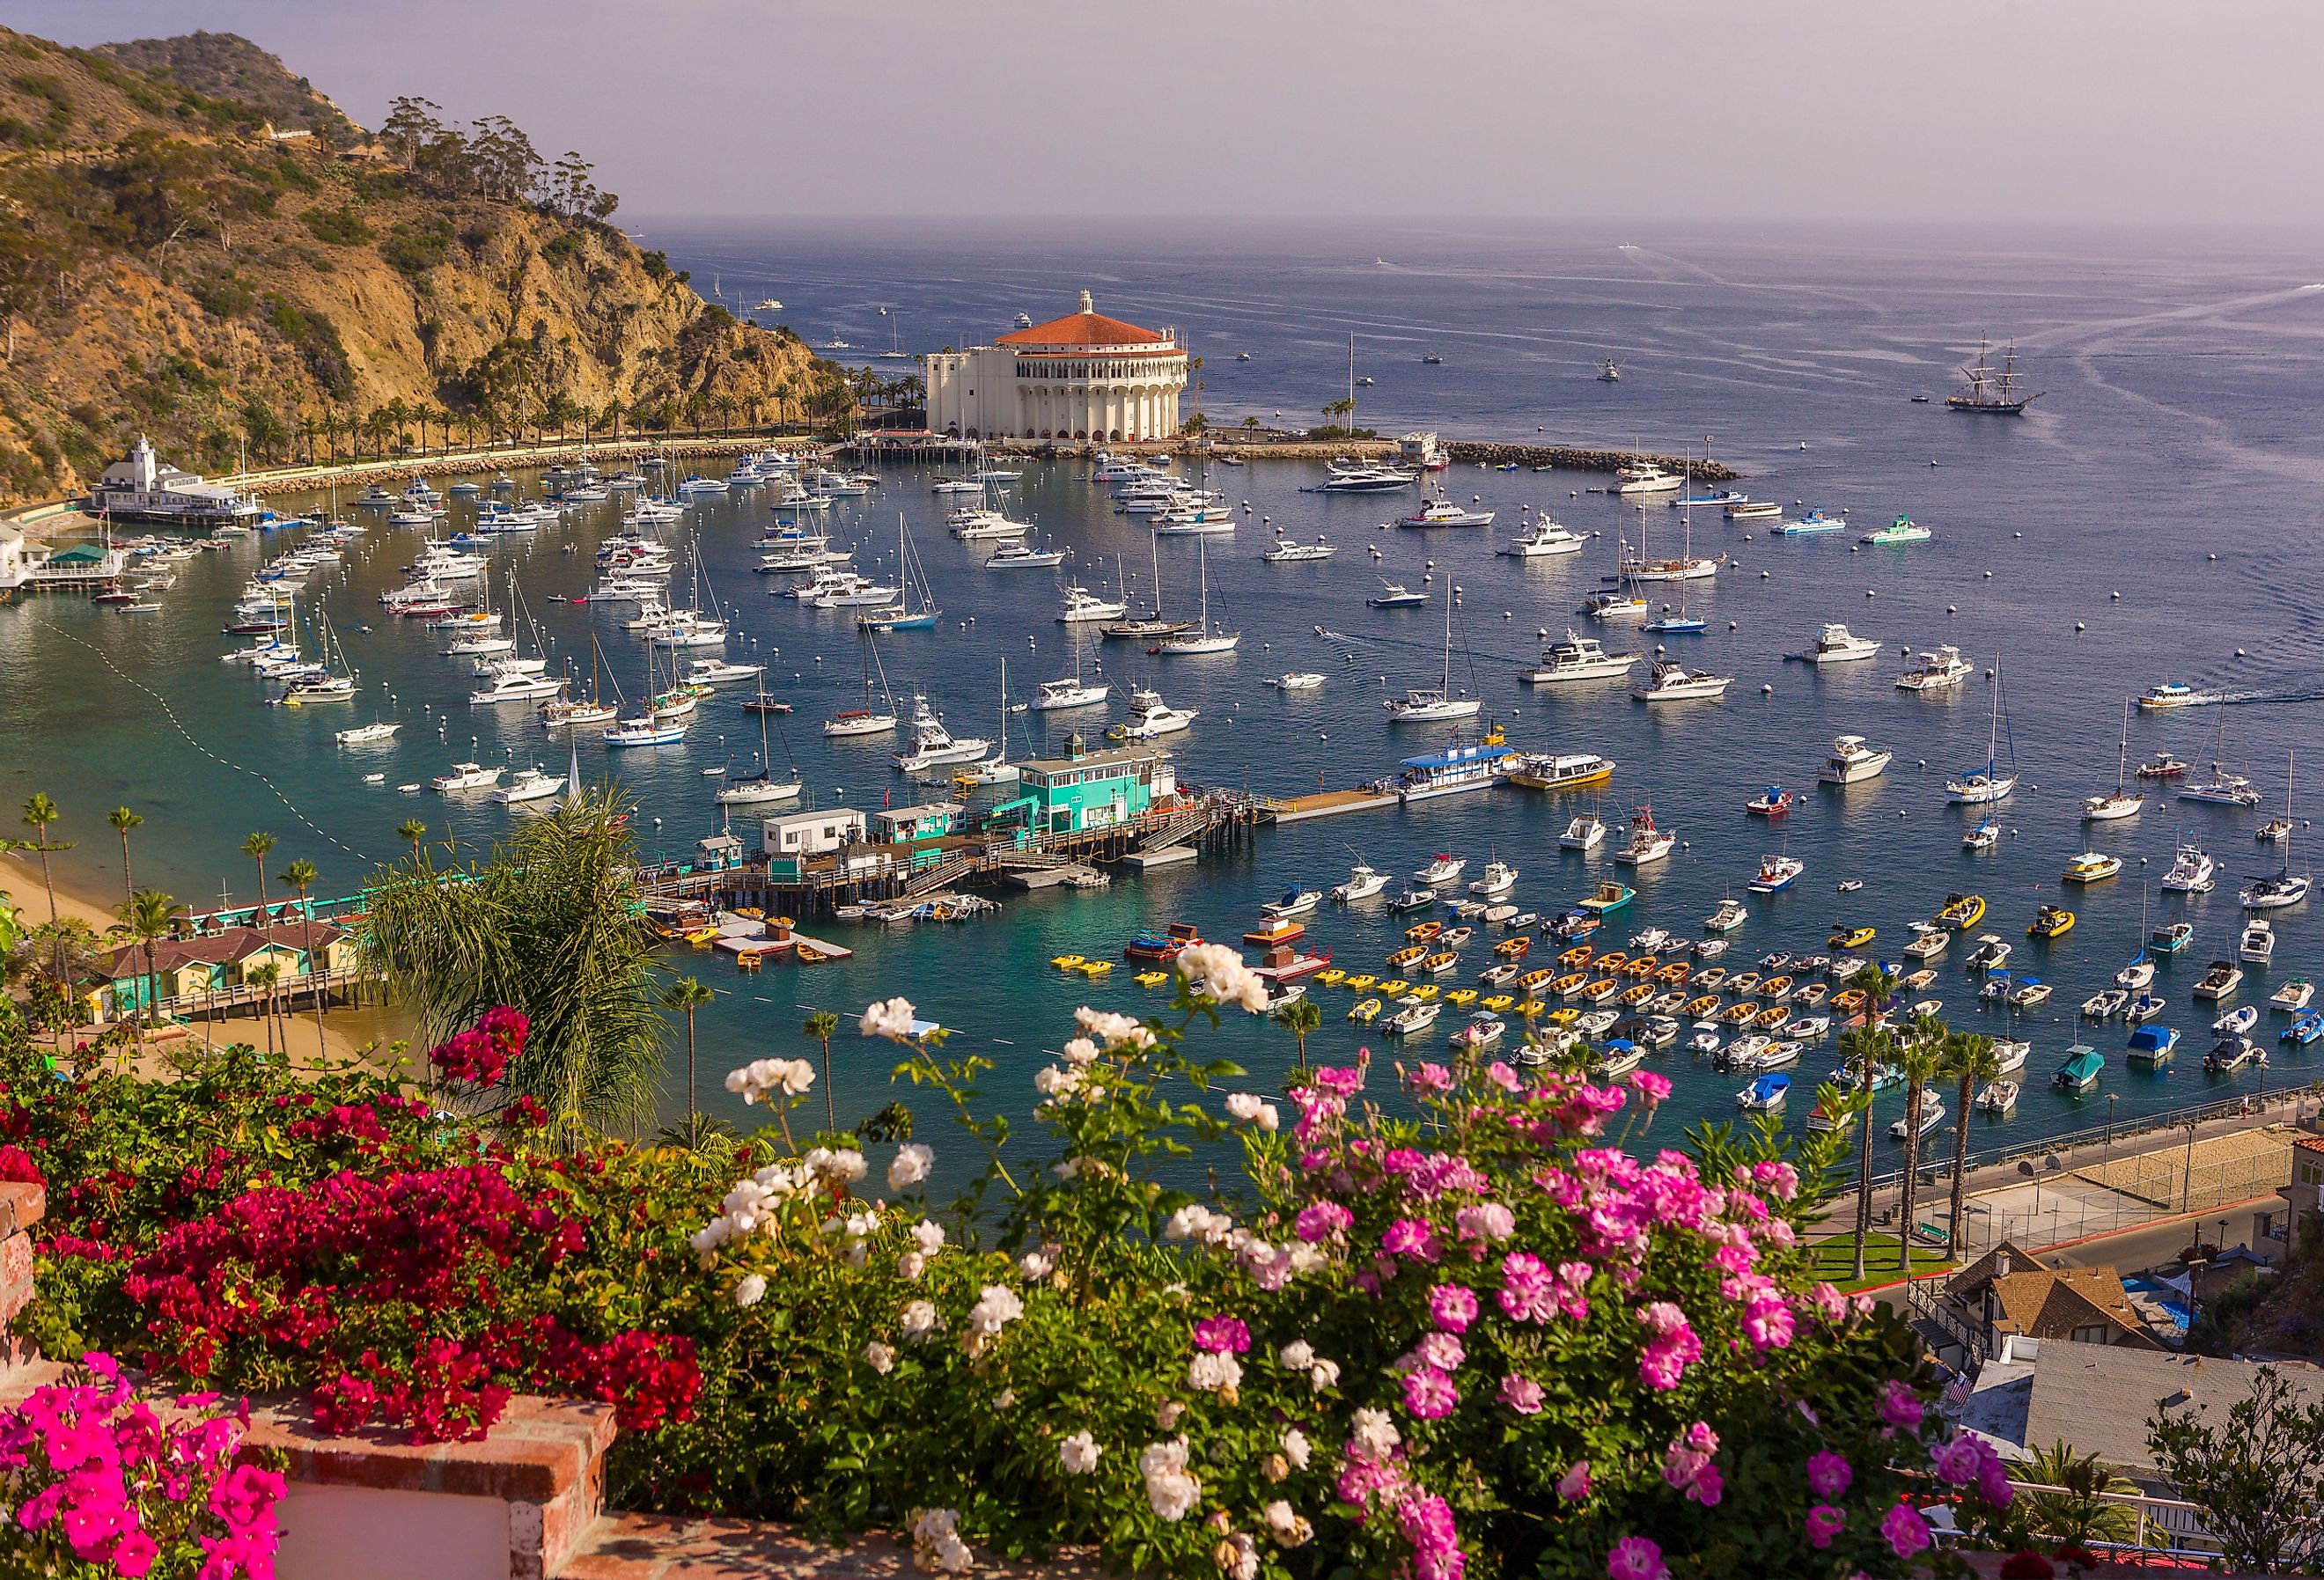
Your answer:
[9,220,2324,1173]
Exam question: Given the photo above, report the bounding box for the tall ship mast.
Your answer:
[1945,337,2043,415]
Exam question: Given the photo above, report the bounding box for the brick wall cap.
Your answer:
[241,1394,615,1503]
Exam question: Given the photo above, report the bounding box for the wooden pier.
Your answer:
[1259,787,1401,824]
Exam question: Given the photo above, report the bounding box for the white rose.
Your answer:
[1060,1429,1102,1474]
[860,996,918,1039]
[908,1508,971,1575]
[1062,1036,1099,1067]
[1019,1249,1055,1281]
[911,1218,946,1255]
[733,1273,767,1308]
[1310,1358,1341,1393]
[1350,1407,1400,1463]
[1222,1532,1260,1580]
[1263,1501,1313,1548]
[863,1340,896,1374]
[776,1058,816,1096]
[901,1300,941,1341]
[967,1283,1025,1336]
[897,1251,926,1281]
[1277,1340,1315,1371]
[887,1143,934,1192]
[1139,1438,1202,1522]
[1075,1006,1154,1049]
[1187,1351,1243,1393]
[1282,1429,1311,1469]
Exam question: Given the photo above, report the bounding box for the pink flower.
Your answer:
[1751,1160,1799,1200]
[1401,1367,1460,1421]
[1629,1069,1673,1105]
[1687,1466,1723,1506]
[1430,1283,1479,1333]
[1295,1201,1353,1242]
[1556,1459,1592,1501]
[113,1530,160,1578]
[1932,1435,1983,1487]
[1382,1218,1442,1264]
[1499,1253,1557,1323]
[1406,1062,1454,1093]
[1806,1504,1845,1549]
[1878,1378,1926,1437]
[1881,1502,1931,1560]
[1743,1291,1796,1351]
[1396,1494,1464,1580]
[1808,1282,1849,1324]
[1978,1455,2014,1509]
[1192,1316,1251,1355]
[1483,1062,1520,1092]
[1606,1536,1667,1580]
[1806,1450,1852,1500]
[1414,1332,1465,1372]
[1637,1300,1689,1336]
[1455,1202,1515,1245]
[1499,1374,1544,1415]
[1638,1326,1702,1392]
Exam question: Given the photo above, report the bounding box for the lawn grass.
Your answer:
[1805,1232,1953,1291]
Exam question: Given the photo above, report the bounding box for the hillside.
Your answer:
[0,25,845,505]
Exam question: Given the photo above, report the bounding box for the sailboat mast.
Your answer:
[1442,570,1453,692]
[2116,697,2130,795]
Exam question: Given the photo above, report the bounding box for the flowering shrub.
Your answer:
[0,1350,282,1579]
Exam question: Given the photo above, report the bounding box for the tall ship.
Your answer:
[85,437,263,527]
[1945,338,2042,415]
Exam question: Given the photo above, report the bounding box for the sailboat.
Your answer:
[825,626,901,737]
[2180,699,2260,805]
[717,687,804,805]
[1945,656,2019,804]
[957,659,1024,787]
[1641,484,1709,635]
[2082,698,2145,820]
[605,643,686,746]
[2241,752,2312,910]
[1385,573,1482,721]
[1035,621,1110,711]
[279,605,357,704]
[2114,886,2155,991]
[1103,531,1193,640]
[541,634,621,730]
[1157,538,1239,654]
[858,514,941,632]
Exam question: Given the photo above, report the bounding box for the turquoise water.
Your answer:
[10,224,2324,1171]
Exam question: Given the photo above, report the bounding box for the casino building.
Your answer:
[923,290,1187,443]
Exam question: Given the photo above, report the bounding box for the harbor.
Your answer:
[9,231,2324,1169]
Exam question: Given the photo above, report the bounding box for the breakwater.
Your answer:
[1440,440,1738,481]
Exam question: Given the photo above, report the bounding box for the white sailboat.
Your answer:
[717,680,805,805]
[1385,571,1481,720]
[825,626,900,737]
[2082,698,2145,820]
[1945,656,2019,804]
[2242,752,2313,910]
[956,659,1024,787]
[1034,623,1110,712]
[1157,538,1239,654]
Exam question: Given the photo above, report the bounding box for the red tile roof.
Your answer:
[997,311,1170,349]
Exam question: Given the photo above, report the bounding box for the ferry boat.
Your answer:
[1794,624,1883,665]
[1498,517,1586,557]
[1772,509,1848,536]
[1612,807,1676,866]
[1632,658,1732,703]
[1747,855,1805,893]
[1860,514,1931,547]
[1509,752,1614,791]
[2061,851,2123,885]
[1398,498,1495,529]
[1395,726,1521,804]
[1519,632,1639,685]
[1895,646,1973,692]
[2138,681,2210,710]
[1818,735,1894,785]
[1724,499,1782,521]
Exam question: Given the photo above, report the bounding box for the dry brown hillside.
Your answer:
[0,25,849,504]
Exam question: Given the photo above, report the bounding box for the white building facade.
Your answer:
[924,290,1187,444]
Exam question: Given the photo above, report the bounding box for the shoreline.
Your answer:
[2,848,407,1065]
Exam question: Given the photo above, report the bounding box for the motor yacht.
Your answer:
[947,509,1027,540]
[1109,688,1196,740]
[1057,584,1129,623]
[1895,646,1972,692]
[891,694,991,772]
[469,671,564,707]
[2061,851,2123,885]
[1367,580,1431,609]
[1816,735,1893,786]
[1498,517,1586,557]
[1614,463,1683,496]
[1632,658,1732,702]
[985,541,1066,570]
[2240,917,2276,964]
[1262,536,1336,562]
[1469,861,1519,897]
[1704,897,1749,933]
[1794,623,1882,665]
[1509,752,1616,791]
[605,714,687,747]
[2193,959,2244,1002]
[430,761,504,792]
[1560,814,1607,851]
[1519,631,1638,685]
[492,768,565,805]
[1612,807,1676,866]
[335,721,400,746]
[1746,855,1804,893]
[1397,497,1495,529]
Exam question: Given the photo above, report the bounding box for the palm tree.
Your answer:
[110,887,182,1046]
[398,819,429,859]
[666,976,714,1135]
[246,960,283,1056]
[240,831,276,927]
[107,806,143,913]
[1847,963,1901,1280]
[19,794,69,979]
[363,785,666,1141]
[2007,1442,2144,1549]
[1272,996,1322,1071]
[280,857,325,1054]
[1894,1039,1944,1270]
[1942,1032,2000,1255]
[804,1010,839,1135]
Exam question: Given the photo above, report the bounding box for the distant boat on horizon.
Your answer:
[1947,337,2042,415]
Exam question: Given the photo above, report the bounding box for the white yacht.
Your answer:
[492,768,566,805]
[430,761,504,792]
[469,671,564,707]
[1632,658,1732,702]
[1058,584,1128,623]
[1155,539,1239,654]
[892,694,991,772]
[1262,536,1336,562]
[984,541,1066,570]
[1611,807,1677,866]
[1817,735,1893,785]
[1332,863,1388,903]
[1397,497,1496,529]
[2163,841,2216,893]
[1111,687,1196,739]
[1895,646,1973,692]
[1520,631,1639,686]
[1704,897,1749,934]
[1614,463,1683,496]
[1469,861,1519,896]
[1794,624,1882,665]
[1945,658,2019,804]
[1497,516,1586,558]
[2240,917,2276,964]
[2083,699,2145,821]
[1385,572,1480,718]
[335,721,400,746]
[1033,675,1109,712]
[1559,814,1607,851]
[1413,855,1467,885]
[1273,672,1326,691]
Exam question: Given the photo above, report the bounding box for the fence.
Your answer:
[1988,1481,2224,1564]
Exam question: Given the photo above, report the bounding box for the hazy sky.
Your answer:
[18,0,2322,224]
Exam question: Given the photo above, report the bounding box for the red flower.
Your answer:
[0,1144,43,1186]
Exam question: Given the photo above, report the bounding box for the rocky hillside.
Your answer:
[0,26,844,505]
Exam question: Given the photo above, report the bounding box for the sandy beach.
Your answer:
[2,847,408,1066]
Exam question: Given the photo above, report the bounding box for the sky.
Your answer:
[18,0,2324,226]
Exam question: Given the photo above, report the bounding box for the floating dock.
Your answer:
[1261,788,1400,824]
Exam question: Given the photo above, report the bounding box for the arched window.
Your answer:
[1108,428,1122,442]
[966,427,979,440]
[1074,429,1086,440]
